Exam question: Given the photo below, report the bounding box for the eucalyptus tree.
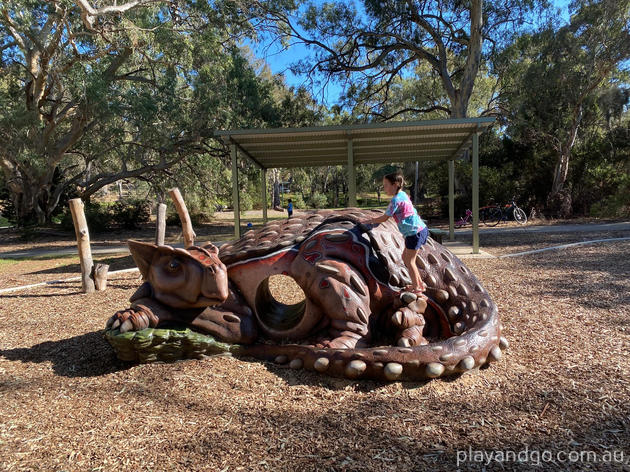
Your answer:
[251,0,546,120]
[0,0,271,225]
[497,0,630,215]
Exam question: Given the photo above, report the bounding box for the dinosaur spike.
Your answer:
[453,338,466,348]
[316,263,339,275]
[350,274,367,296]
[426,362,445,378]
[275,355,288,364]
[345,360,367,378]
[435,289,449,302]
[444,266,458,282]
[487,346,502,362]
[400,292,417,304]
[384,362,403,380]
[499,337,509,350]
[415,255,428,271]
[459,356,475,371]
[356,307,369,324]
[439,353,454,362]
[223,313,240,323]
[314,357,329,372]
[289,358,303,369]
[447,306,460,321]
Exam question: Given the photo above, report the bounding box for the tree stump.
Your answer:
[93,263,110,291]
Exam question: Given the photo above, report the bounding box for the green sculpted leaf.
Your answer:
[104,326,239,363]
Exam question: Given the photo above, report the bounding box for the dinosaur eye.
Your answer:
[167,259,181,271]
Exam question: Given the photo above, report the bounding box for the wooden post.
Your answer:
[69,198,95,293]
[93,263,109,290]
[168,188,196,248]
[155,203,167,245]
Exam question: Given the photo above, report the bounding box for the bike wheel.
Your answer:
[513,207,527,225]
[483,207,502,227]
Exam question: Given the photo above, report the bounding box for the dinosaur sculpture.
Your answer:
[105,209,507,381]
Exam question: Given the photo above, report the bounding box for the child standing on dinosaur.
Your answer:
[362,171,428,294]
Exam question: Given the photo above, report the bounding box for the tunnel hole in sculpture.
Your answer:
[255,275,307,331]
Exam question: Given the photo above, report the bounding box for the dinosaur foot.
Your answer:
[106,304,158,333]
[392,291,428,347]
[315,334,369,350]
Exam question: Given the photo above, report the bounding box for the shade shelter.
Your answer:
[216,117,495,253]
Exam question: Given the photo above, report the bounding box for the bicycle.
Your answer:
[456,208,504,227]
[455,209,473,227]
[482,198,528,226]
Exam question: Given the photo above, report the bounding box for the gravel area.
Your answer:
[0,232,629,471]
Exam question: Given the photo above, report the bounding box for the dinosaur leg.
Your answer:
[106,297,180,333]
[391,294,428,347]
[302,260,372,350]
[189,282,257,344]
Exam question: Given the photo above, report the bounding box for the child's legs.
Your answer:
[402,248,424,290]
[403,227,429,291]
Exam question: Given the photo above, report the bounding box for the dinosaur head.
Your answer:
[128,240,229,309]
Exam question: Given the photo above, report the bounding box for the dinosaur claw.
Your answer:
[120,319,133,333]
[111,319,121,330]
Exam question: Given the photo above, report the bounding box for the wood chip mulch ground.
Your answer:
[1,231,629,471]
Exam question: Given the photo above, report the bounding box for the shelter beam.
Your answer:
[449,160,455,241]
[472,133,479,253]
[261,167,267,223]
[231,144,241,239]
[347,138,357,207]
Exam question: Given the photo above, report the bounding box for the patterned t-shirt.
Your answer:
[385,190,426,237]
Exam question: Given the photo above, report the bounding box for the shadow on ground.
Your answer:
[0,330,132,378]
[27,255,137,276]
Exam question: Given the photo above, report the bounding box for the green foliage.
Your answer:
[589,181,630,218]
[60,203,112,233]
[309,192,328,209]
[496,0,630,210]
[111,200,151,229]
[59,199,150,232]
[290,193,305,209]
[239,192,254,214]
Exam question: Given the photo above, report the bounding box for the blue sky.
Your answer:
[251,0,572,107]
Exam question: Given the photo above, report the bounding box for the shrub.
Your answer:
[291,193,306,209]
[309,192,328,209]
[166,212,181,226]
[239,192,253,214]
[60,202,112,233]
[111,199,151,229]
[589,181,630,218]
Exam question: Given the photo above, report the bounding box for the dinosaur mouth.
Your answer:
[195,295,225,306]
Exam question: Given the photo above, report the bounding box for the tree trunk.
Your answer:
[547,150,573,217]
[547,106,581,218]
[12,177,48,226]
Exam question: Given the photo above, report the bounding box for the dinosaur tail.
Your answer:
[237,307,507,381]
